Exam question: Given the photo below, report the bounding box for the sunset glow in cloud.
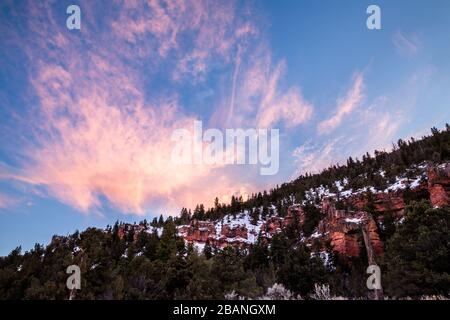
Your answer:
[0,0,313,215]
[317,73,365,135]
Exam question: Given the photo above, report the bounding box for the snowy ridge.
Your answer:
[303,165,428,204]
[178,209,281,251]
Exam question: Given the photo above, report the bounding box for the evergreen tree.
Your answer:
[276,244,327,296]
[203,240,213,259]
[383,201,450,298]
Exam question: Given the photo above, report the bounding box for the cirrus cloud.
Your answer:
[317,72,365,135]
[0,0,308,216]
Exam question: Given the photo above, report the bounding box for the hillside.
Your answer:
[0,126,449,300]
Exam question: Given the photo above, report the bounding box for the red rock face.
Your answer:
[178,219,253,249]
[374,192,405,213]
[284,205,305,227]
[345,194,368,211]
[428,164,450,207]
[211,238,249,249]
[185,220,216,243]
[261,216,283,236]
[365,218,383,257]
[330,231,360,257]
[345,191,406,215]
[177,225,189,236]
[118,226,126,240]
[317,203,383,259]
[221,225,248,239]
[321,198,334,214]
[117,224,146,241]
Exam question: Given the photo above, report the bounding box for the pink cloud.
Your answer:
[257,85,313,128]
[109,0,254,82]
[213,45,313,129]
[1,0,314,216]
[1,0,273,216]
[21,52,233,214]
[317,72,364,134]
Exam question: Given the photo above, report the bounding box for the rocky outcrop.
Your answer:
[345,190,407,215]
[221,225,248,239]
[178,219,253,249]
[329,231,361,257]
[317,201,383,258]
[183,220,216,243]
[373,192,405,213]
[345,194,367,211]
[261,216,283,236]
[210,237,249,249]
[258,205,305,238]
[117,223,147,241]
[284,205,305,227]
[348,163,450,212]
[362,218,383,259]
[428,163,450,207]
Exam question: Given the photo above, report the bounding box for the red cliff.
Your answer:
[428,163,450,207]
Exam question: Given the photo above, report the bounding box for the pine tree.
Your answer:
[384,201,450,298]
[158,214,164,226]
[251,208,260,225]
[276,244,327,295]
[203,240,212,259]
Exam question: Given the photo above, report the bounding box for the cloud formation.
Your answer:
[213,45,313,129]
[0,0,307,215]
[317,72,364,134]
[292,137,347,176]
[294,95,402,177]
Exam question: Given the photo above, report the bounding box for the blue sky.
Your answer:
[0,0,449,256]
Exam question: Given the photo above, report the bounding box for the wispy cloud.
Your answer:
[109,0,257,82]
[392,30,421,56]
[0,0,306,215]
[294,94,403,178]
[255,61,313,129]
[213,45,313,129]
[317,72,364,134]
[292,137,347,176]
